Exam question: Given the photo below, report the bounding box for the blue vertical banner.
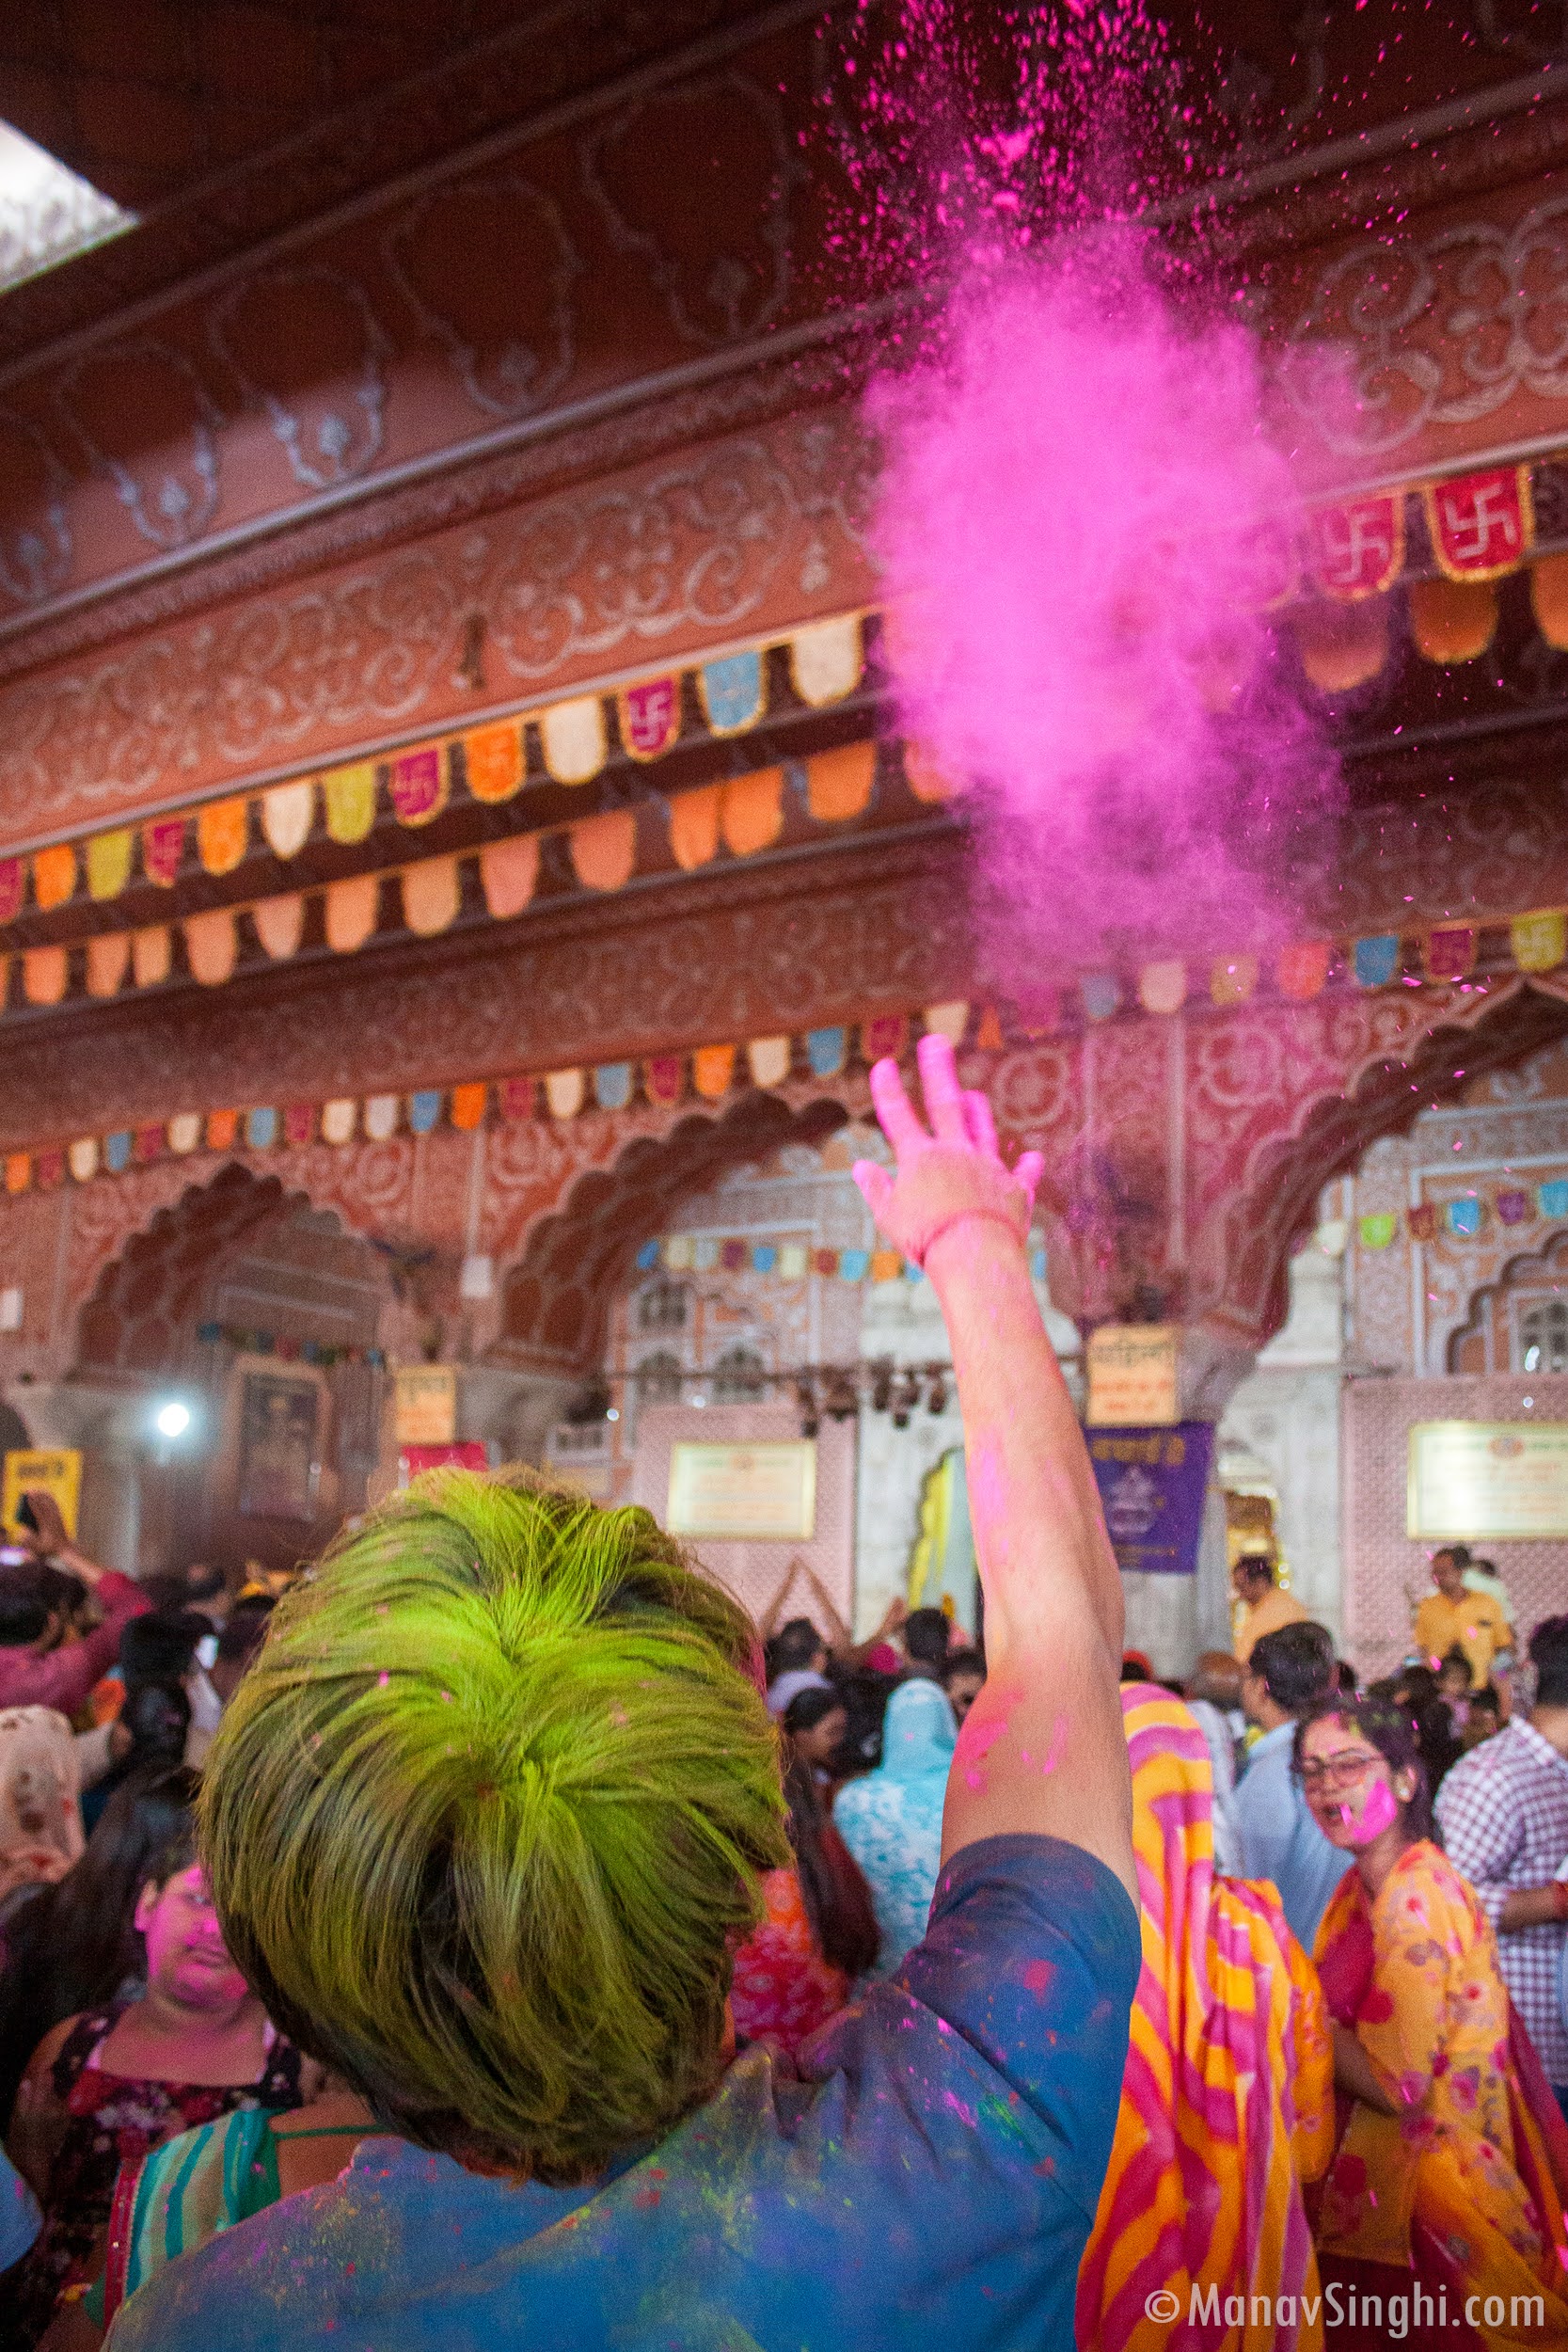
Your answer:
[1087,1422,1214,1576]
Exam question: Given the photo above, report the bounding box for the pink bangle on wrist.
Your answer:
[914,1208,1024,1268]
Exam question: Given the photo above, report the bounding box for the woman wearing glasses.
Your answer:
[1299,1694,1568,2349]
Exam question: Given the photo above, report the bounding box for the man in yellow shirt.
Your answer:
[1231,1554,1308,1665]
[1413,1548,1513,1688]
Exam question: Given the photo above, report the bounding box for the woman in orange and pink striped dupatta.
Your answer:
[1076,1687,1335,2352]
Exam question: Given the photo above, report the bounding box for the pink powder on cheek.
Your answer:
[1356,1778,1400,1837]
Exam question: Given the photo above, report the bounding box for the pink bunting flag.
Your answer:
[1425,926,1476,983]
[1423,467,1533,582]
[1307,495,1404,601]
[619,676,680,761]
[0,860,22,926]
[389,745,447,825]
[143,818,186,886]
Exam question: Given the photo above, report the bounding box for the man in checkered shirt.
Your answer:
[1436,1613,1568,2118]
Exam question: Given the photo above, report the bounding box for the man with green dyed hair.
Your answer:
[114,1036,1139,2352]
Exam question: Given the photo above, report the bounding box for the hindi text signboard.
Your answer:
[1409,1421,1568,1540]
[1088,1422,1213,1576]
[1086,1324,1180,1427]
[1,1449,81,1539]
[667,1440,816,1541]
[394,1366,457,1446]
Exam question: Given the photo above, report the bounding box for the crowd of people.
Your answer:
[0,1036,1562,2347]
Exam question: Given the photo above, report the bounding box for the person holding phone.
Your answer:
[0,1493,148,1718]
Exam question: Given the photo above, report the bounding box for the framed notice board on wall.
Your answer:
[666,1440,816,1540]
[1408,1421,1568,1540]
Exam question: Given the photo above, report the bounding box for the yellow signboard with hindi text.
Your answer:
[1086,1325,1180,1427]
[2,1449,82,1540]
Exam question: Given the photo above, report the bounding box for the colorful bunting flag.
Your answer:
[1276,941,1331,1001]
[790,614,862,707]
[699,649,765,736]
[390,746,446,826]
[253,895,304,961]
[321,1099,356,1145]
[1354,934,1400,989]
[1081,974,1121,1023]
[206,1109,240,1151]
[86,934,129,998]
[283,1104,315,1147]
[246,1106,278,1150]
[133,926,171,988]
[323,762,376,844]
[402,856,460,937]
[363,1095,399,1142]
[807,742,876,822]
[1424,466,1533,582]
[142,819,185,887]
[33,843,76,911]
[1497,1189,1530,1224]
[806,1026,846,1077]
[545,1069,585,1120]
[1307,493,1404,601]
[1445,1197,1483,1238]
[167,1113,201,1155]
[539,696,606,785]
[197,798,248,875]
[645,1056,684,1107]
[669,784,721,871]
[87,830,133,901]
[569,811,637,893]
[1138,961,1186,1016]
[325,875,379,954]
[23,947,66,1006]
[1541,1179,1568,1219]
[692,1044,736,1100]
[408,1089,442,1134]
[1358,1212,1398,1249]
[1211,955,1258,1007]
[451,1082,486,1132]
[1512,910,1565,974]
[747,1036,791,1087]
[1408,1203,1438,1241]
[619,676,680,761]
[462,722,523,804]
[184,908,237,986]
[480,835,538,919]
[1425,925,1475,982]
[594,1063,632,1111]
[261,779,314,858]
[0,863,23,925]
[721,770,784,857]
[104,1131,133,1173]
[922,1001,969,1043]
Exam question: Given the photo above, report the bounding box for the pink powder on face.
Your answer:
[1355,1778,1401,1838]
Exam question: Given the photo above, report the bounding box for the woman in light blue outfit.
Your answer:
[833,1678,958,1977]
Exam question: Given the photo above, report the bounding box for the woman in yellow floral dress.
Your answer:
[1300,1692,1568,2351]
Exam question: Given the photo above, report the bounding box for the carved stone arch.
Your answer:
[1449,1227,1568,1374]
[74,1158,388,1379]
[1206,978,1568,1355]
[491,1089,849,1374]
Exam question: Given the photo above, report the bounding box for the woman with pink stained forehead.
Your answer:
[1298,1694,1568,2351]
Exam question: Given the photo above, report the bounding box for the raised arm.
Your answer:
[854,1036,1134,1901]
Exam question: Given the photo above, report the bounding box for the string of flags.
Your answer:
[0,612,868,940]
[1357,1177,1568,1250]
[193,1320,387,1368]
[631,1232,1052,1288]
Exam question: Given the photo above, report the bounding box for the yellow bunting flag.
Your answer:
[323,762,377,844]
[480,835,539,919]
[463,721,523,803]
[325,875,379,953]
[252,895,304,961]
[402,855,461,937]
[669,784,721,871]
[545,1068,585,1120]
[923,1002,969,1043]
[87,830,133,901]
[451,1082,487,1131]
[721,770,784,857]
[22,946,66,1006]
[747,1036,791,1087]
[32,843,76,911]
[167,1113,201,1155]
[1211,955,1258,1006]
[206,1108,239,1151]
[197,797,249,875]
[1138,961,1186,1016]
[133,927,171,988]
[261,779,314,858]
[321,1100,356,1145]
[539,696,607,786]
[86,933,130,999]
[790,614,863,706]
[1276,940,1331,1001]
[1512,909,1566,974]
[692,1043,736,1100]
[807,741,876,822]
[184,908,237,986]
[569,809,637,892]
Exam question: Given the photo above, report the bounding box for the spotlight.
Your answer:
[153,1399,192,1440]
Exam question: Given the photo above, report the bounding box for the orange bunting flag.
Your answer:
[184,908,238,986]
[904,742,958,803]
[1276,940,1331,1001]
[1290,598,1390,694]
[692,1043,736,1100]
[463,721,523,804]
[5,1153,29,1196]
[87,933,130,999]
[133,926,171,988]
[252,895,304,961]
[479,836,538,920]
[975,1005,1005,1052]
[32,843,77,911]
[451,1082,487,1131]
[23,946,67,1006]
[569,810,637,893]
[669,784,721,871]
[142,819,185,886]
[325,875,379,954]
[1211,955,1258,1007]
[206,1108,240,1151]
[87,830,133,901]
[197,797,248,875]
[807,742,876,822]
[401,855,460,936]
[1408,577,1497,665]
[721,770,784,857]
